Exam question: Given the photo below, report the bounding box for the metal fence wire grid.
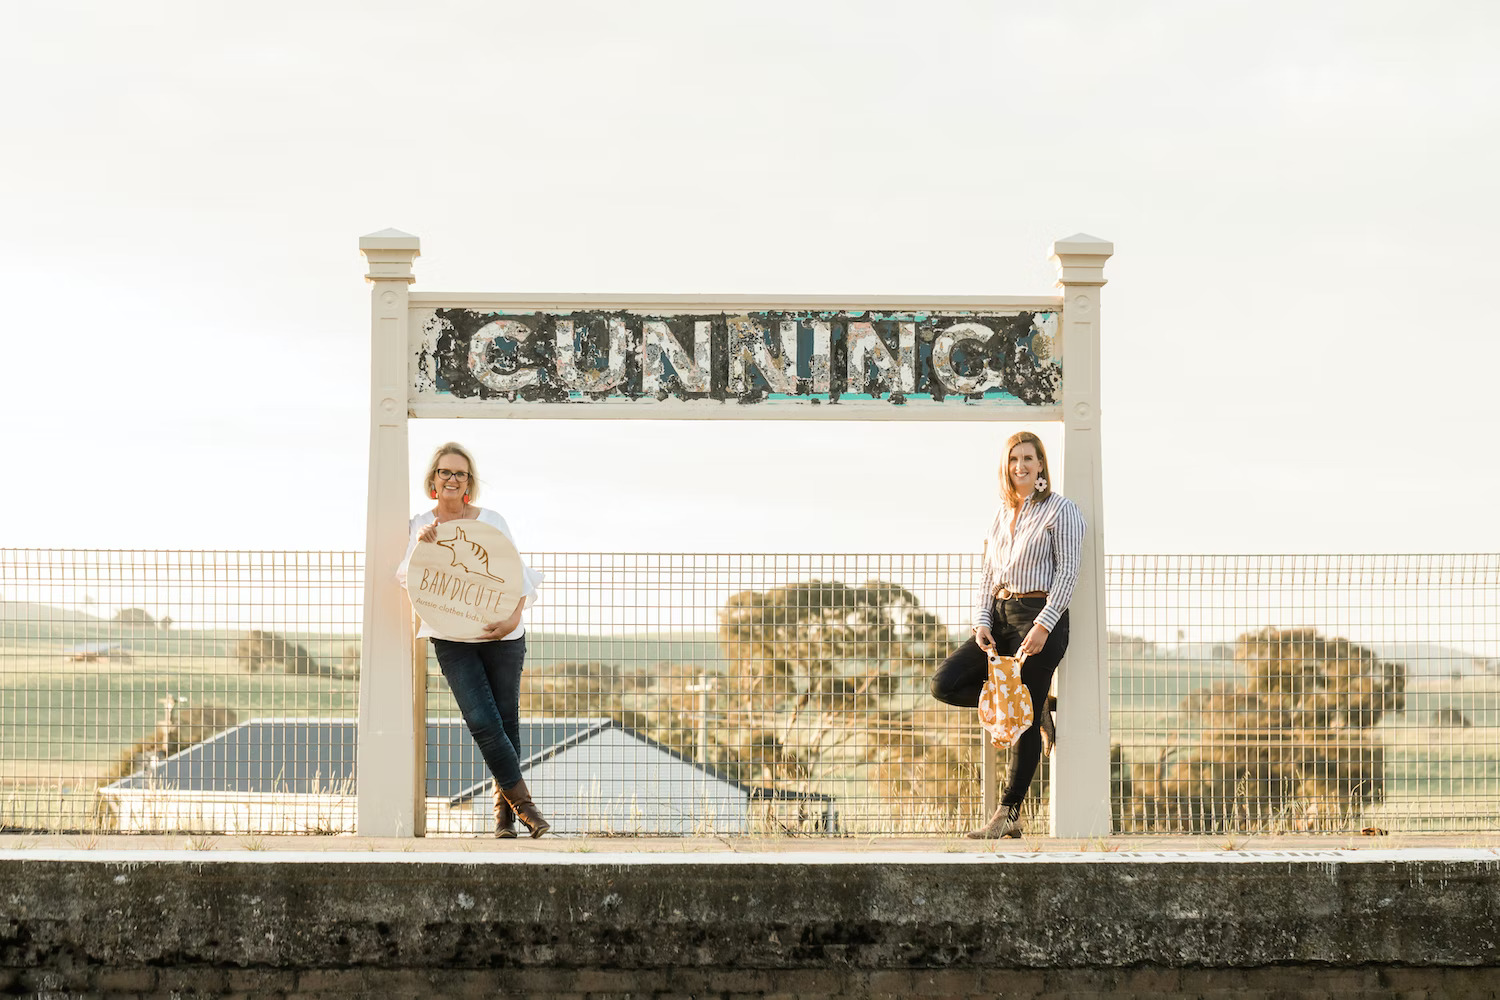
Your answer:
[1,550,1495,836]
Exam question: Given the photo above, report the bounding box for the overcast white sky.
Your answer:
[3,0,1496,556]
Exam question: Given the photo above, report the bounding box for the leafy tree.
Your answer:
[717,579,962,810]
[1137,626,1407,833]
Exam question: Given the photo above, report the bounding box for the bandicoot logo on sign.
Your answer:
[405,521,525,639]
[411,307,1061,412]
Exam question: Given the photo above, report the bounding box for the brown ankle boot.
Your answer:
[500,777,551,838]
[1040,708,1057,759]
[965,803,1023,840]
[493,784,517,839]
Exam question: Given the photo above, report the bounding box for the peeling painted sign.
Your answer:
[410,307,1061,416]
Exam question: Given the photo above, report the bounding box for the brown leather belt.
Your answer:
[995,588,1047,601]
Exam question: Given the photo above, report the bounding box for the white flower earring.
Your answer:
[1034,475,1048,494]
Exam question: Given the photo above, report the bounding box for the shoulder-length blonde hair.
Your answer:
[422,441,480,503]
[999,431,1052,510]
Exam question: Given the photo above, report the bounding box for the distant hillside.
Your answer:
[527,631,721,671]
[1378,643,1500,680]
[1111,637,1495,681]
[0,601,113,645]
[3,598,1493,681]
[0,601,106,626]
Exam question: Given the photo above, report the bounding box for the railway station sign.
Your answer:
[409,305,1062,418]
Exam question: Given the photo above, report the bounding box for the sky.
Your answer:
[3,0,1497,557]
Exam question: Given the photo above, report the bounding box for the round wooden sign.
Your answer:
[405,519,526,640]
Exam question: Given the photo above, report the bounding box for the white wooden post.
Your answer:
[357,229,421,837]
[1051,233,1113,838]
[981,744,998,823]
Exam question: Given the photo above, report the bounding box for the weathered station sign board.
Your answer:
[408,302,1062,420]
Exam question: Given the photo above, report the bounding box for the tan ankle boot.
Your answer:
[500,777,551,838]
[492,784,517,839]
[965,803,1023,839]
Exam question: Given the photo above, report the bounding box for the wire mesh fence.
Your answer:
[0,549,363,836]
[2,549,1496,836]
[419,553,987,837]
[1110,553,1500,834]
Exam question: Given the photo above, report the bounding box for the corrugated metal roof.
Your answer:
[100,716,832,806]
[100,718,610,797]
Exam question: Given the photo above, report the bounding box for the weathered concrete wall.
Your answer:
[8,965,1500,999]
[3,849,1499,998]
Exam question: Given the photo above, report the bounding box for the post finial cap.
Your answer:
[1051,233,1113,287]
[360,228,421,253]
[1051,233,1113,257]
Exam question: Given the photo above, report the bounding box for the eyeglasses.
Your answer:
[435,470,471,482]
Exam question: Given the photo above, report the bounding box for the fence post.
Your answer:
[357,229,421,837]
[1051,234,1113,838]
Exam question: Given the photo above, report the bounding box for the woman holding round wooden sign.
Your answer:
[930,430,1085,839]
[397,441,549,838]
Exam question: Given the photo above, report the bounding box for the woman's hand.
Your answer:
[974,625,996,654]
[479,599,524,641]
[1019,622,1050,657]
[417,522,438,544]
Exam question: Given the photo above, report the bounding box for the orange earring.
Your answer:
[462,493,471,503]
[430,489,437,499]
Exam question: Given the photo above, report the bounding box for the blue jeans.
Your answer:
[432,636,526,789]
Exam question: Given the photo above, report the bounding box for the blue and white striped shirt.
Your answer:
[974,491,1086,633]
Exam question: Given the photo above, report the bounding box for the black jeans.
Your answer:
[432,636,527,789]
[930,598,1069,807]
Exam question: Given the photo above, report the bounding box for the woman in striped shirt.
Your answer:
[931,430,1086,839]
